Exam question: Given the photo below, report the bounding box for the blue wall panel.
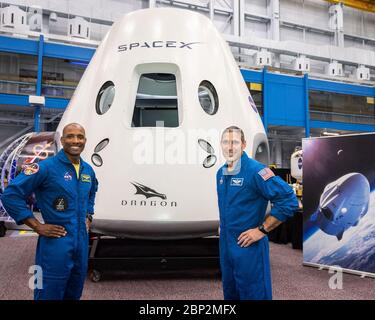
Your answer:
[266,73,305,127]
[240,69,263,83]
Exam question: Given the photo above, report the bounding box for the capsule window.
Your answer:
[91,153,103,167]
[96,81,115,115]
[132,73,178,127]
[203,155,217,168]
[198,81,218,115]
[198,139,215,154]
[94,138,109,153]
[321,207,333,221]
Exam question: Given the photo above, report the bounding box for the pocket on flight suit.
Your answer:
[39,229,73,278]
[234,239,264,283]
[238,237,271,299]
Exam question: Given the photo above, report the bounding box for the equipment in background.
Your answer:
[290,146,303,205]
[0,132,56,234]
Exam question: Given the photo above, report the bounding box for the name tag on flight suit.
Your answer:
[81,174,91,183]
[230,178,244,186]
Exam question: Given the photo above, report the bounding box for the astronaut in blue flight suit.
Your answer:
[1,123,98,300]
[217,126,298,300]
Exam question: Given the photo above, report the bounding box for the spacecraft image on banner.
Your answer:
[303,133,375,276]
[51,8,269,239]
[310,172,370,241]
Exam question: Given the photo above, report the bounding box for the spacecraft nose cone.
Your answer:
[54,7,268,239]
[342,172,369,188]
[316,172,371,239]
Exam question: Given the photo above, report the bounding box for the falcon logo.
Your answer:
[122,182,176,207]
[131,182,167,200]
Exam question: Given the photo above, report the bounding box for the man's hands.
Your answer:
[237,227,265,247]
[35,224,67,238]
[24,216,92,237]
[23,217,66,238]
[237,217,282,247]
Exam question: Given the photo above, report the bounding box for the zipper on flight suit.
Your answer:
[70,161,81,257]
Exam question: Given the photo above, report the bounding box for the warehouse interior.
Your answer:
[0,0,374,301]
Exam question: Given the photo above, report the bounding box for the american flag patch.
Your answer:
[258,168,274,181]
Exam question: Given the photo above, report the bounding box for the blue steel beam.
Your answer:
[309,78,375,97]
[0,35,95,62]
[304,74,310,137]
[0,93,68,109]
[0,35,38,55]
[262,67,269,132]
[34,35,44,132]
[310,120,375,132]
[45,97,69,109]
[36,35,44,96]
[0,93,29,106]
[43,42,95,62]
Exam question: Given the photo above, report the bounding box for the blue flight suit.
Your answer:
[1,149,98,300]
[216,152,298,300]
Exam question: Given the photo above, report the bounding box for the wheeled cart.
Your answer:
[88,236,220,282]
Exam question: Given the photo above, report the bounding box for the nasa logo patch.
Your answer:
[23,163,39,176]
[64,172,72,181]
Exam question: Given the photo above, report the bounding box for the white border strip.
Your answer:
[303,262,375,279]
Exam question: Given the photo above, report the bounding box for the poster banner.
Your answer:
[303,133,375,276]
[0,132,57,222]
[17,132,56,172]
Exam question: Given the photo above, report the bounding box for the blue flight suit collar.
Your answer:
[56,149,84,170]
[221,151,249,176]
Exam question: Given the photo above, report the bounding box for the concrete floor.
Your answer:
[0,232,374,300]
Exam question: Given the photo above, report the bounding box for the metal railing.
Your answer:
[310,110,375,125]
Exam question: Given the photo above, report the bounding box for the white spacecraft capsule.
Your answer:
[56,8,269,239]
[311,172,370,241]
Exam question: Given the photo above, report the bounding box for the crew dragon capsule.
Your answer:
[55,8,269,239]
[311,173,370,241]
